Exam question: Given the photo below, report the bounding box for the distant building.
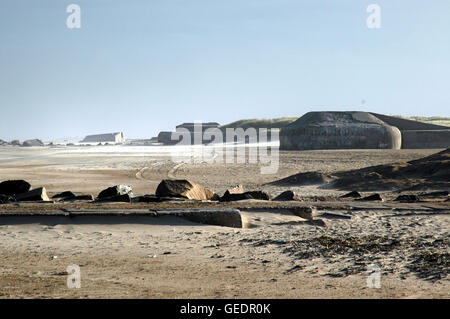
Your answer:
[158,123,221,145]
[80,132,124,143]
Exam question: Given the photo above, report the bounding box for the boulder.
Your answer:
[15,187,50,201]
[220,190,271,202]
[0,180,31,195]
[52,191,77,200]
[96,194,131,202]
[0,139,8,145]
[10,140,21,146]
[394,194,420,203]
[340,191,362,199]
[273,190,301,201]
[223,185,244,197]
[22,139,44,147]
[97,185,133,199]
[357,193,383,201]
[75,194,94,201]
[155,180,216,201]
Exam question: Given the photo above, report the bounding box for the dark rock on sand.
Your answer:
[15,187,50,201]
[0,180,32,195]
[394,194,420,203]
[134,195,162,203]
[75,194,94,201]
[220,190,271,202]
[223,185,244,197]
[98,185,133,199]
[156,179,216,201]
[52,191,77,200]
[96,194,132,203]
[340,191,362,198]
[0,139,8,145]
[357,193,383,201]
[273,190,301,201]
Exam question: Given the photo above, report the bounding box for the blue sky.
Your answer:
[0,0,449,141]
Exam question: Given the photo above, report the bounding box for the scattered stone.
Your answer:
[15,187,50,202]
[220,190,270,202]
[97,185,133,199]
[155,179,216,201]
[22,139,44,147]
[0,180,31,195]
[291,206,317,220]
[340,191,361,198]
[96,194,132,203]
[223,185,244,197]
[357,193,383,201]
[273,190,301,201]
[52,191,77,200]
[394,194,420,203]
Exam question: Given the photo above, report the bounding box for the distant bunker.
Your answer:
[81,132,124,144]
[280,112,402,150]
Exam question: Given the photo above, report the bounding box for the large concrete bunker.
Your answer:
[280,111,402,150]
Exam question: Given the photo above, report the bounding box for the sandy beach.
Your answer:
[0,146,448,298]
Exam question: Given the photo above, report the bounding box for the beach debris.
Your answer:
[15,187,50,202]
[0,180,32,196]
[340,191,362,198]
[97,185,133,199]
[357,193,383,201]
[273,190,301,201]
[155,179,217,201]
[394,194,420,203]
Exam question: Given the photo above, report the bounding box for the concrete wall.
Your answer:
[280,124,402,150]
[401,130,450,149]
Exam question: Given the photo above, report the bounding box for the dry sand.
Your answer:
[0,146,448,298]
